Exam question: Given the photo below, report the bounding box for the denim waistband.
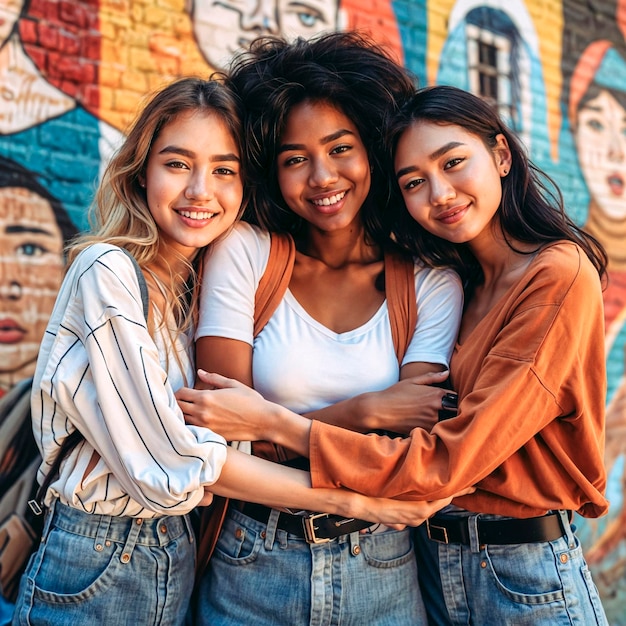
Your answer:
[47,499,194,548]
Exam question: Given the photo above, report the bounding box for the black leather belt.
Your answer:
[241,503,373,544]
[425,512,566,545]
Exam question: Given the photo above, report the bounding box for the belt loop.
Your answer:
[557,510,576,549]
[120,517,143,563]
[264,509,280,551]
[94,512,112,553]
[183,514,194,545]
[40,498,58,542]
[468,514,481,553]
[349,531,361,557]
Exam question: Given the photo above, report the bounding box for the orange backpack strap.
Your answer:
[383,249,417,364]
[250,231,297,463]
[253,232,296,336]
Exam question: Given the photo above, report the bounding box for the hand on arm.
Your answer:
[178,371,312,456]
[307,368,453,435]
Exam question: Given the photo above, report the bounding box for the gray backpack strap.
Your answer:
[120,248,149,321]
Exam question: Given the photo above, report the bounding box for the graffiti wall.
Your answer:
[0,0,624,621]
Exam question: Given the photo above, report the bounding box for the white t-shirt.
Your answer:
[197,223,463,414]
[32,244,227,517]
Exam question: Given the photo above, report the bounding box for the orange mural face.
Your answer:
[0,187,64,390]
[575,89,626,222]
[189,0,341,68]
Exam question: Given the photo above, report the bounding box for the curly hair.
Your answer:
[227,31,416,246]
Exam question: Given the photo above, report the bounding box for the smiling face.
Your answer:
[190,0,340,69]
[0,186,65,388]
[394,121,510,246]
[276,100,371,235]
[575,89,626,221]
[144,110,244,262]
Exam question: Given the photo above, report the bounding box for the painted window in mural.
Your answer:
[466,24,511,112]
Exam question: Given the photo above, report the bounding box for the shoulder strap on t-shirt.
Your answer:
[253,232,296,337]
[383,249,418,365]
[252,234,417,363]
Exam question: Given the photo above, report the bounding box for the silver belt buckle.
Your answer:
[303,513,332,544]
[426,519,449,544]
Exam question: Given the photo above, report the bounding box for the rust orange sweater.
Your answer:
[310,242,608,518]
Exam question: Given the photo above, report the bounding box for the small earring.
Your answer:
[502,169,508,175]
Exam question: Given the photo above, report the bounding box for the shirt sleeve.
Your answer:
[196,222,270,344]
[310,245,606,512]
[402,266,463,367]
[44,246,228,514]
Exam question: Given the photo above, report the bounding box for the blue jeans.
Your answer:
[12,500,195,626]
[415,510,608,625]
[194,506,427,625]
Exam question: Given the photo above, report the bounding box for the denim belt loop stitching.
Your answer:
[348,530,361,556]
[264,508,280,550]
[558,510,576,549]
[41,498,58,543]
[468,515,481,553]
[94,512,112,552]
[182,513,194,545]
[120,517,143,563]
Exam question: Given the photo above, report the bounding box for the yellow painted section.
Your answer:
[427,0,456,86]
[427,1,563,160]
[526,1,562,160]
[99,0,213,131]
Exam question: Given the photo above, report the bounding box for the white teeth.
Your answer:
[179,210,216,220]
[312,191,346,206]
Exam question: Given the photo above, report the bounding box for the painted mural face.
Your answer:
[0,187,64,388]
[0,0,22,45]
[190,0,340,69]
[575,90,626,221]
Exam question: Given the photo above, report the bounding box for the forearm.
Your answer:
[259,402,312,457]
[304,394,373,432]
[210,447,353,517]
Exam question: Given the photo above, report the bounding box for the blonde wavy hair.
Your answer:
[68,76,246,372]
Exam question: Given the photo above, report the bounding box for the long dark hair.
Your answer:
[386,85,607,286]
[227,31,416,247]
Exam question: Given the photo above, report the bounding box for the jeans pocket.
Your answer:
[212,516,263,566]
[360,529,415,569]
[30,527,123,603]
[484,542,565,605]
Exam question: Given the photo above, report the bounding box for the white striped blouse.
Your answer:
[32,243,227,518]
